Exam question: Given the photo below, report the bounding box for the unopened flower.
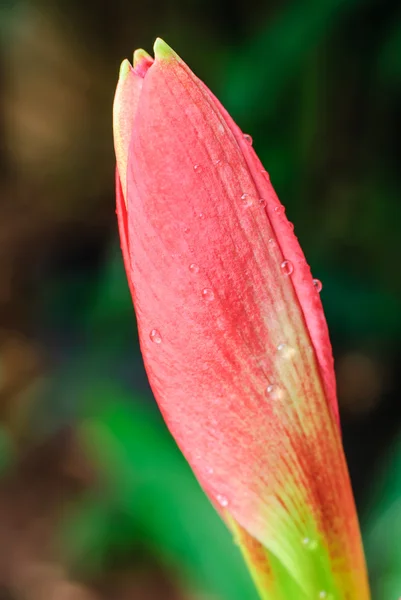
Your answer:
[113,38,370,600]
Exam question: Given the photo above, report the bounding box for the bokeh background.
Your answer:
[0,0,400,598]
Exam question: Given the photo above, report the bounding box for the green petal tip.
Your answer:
[133,48,152,68]
[119,59,131,81]
[153,38,179,61]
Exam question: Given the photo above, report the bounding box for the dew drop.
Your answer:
[199,212,205,219]
[241,193,253,207]
[259,198,267,208]
[183,226,190,234]
[214,159,222,166]
[202,288,215,301]
[274,205,285,215]
[318,592,328,599]
[149,329,162,344]
[189,263,199,274]
[289,222,294,231]
[280,260,294,276]
[193,164,203,173]
[261,169,270,181]
[244,134,253,145]
[277,343,296,360]
[268,238,276,247]
[206,466,214,475]
[302,537,318,551]
[217,494,229,507]
[313,278,323,293]
[266,384,283,400]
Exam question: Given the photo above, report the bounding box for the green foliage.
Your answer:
[0,427,13,474]
[59,386,258,599]
[364,436,401,599]
[221,0,364,120]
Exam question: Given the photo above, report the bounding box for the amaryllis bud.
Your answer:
[113,38,370,600]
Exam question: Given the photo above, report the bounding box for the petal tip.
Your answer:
[119,58,132,81]
[133,48,154,77]
[153,37,178,61]
[133,48,151,65]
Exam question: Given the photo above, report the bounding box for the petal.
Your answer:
[115,168,132,293]
[194,79,339,427]
[120,40,369,598]
[229,517,309,600]
[113,51,154,201]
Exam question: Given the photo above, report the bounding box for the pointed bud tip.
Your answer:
[153,37,179,61]
[119,59,132,81]
[133,48,154,77]
[133,48,152,66]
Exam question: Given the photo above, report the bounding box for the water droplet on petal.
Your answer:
[193,164,203,173]
[214,159,222,166]
[281,260,294,276]
[189,263,199,274]
[206,466,214,475]
[289,222,294,231]
[217,494,229,507]
[202,288,214,301]
[149,329,162,344]
[266,384,283,400]
[184,227,190,234]
[199,212,205,219]
[241,193,253,207]
[302,537,318,550]
[277,343,296,360]
[261,169,270,181]
[268,238,276,247]
[313,278,323,292]
[244,134,253,145]
[259,198,267,207]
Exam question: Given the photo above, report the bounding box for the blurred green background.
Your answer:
[0,0,400,598]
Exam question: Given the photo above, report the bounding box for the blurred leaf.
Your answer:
[86,244,134,332]
[221,0,364,120]
[318,270,401,342]
[363,435,401,599]
[376,12,401,85]
[0,426,13,474]
[60,495,114,576]
[60,384,259,599]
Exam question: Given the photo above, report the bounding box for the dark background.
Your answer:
[0,0,400,598]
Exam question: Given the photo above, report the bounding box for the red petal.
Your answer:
[115,168,132,291]
[118,45,369,597]
[113,56,154,200]
[195,79,339,427]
